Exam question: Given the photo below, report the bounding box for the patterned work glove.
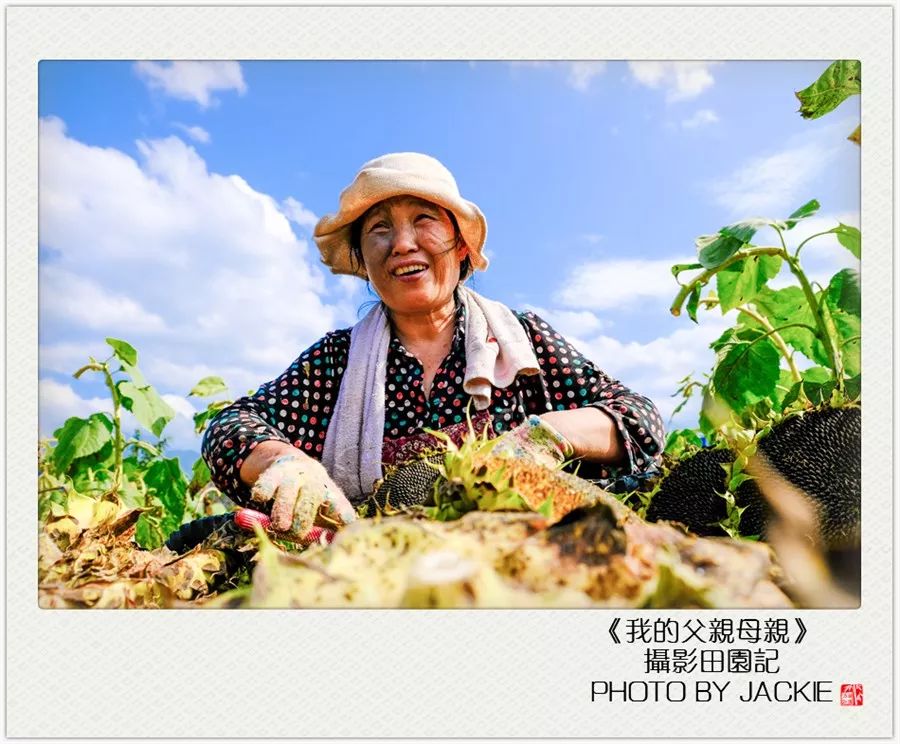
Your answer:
[251,454,356,542]
[490,414,574,468]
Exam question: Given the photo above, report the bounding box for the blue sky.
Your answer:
[38,60,860,458]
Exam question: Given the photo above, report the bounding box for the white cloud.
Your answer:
[554,257,693,311]
[160,393,202,450]
[507,61,606,92]
[38,378,201,452]
[41,265,167,334]
[628,61,666,88]
[681,108,720,129]
[578,233,604,245]
[567,62,607,91]
[40,379,112,433]
[523,305,608,338]
[173,123,211,144]
[583,318,733,425]
[628,61,719,102]
[38,116,350,443]
[134,61,246,108]
[282,197,319,231]
[544,247,736,429]
[39,341,112,376]
[709,140,836,217]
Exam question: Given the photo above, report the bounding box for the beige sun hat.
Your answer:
[313,152,488,279]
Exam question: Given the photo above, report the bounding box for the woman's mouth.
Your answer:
[391,263,429,281]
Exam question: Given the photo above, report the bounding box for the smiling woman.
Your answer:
[356,196,468,312]
[201,152,666,542]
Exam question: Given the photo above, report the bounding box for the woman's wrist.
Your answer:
[239,440,305,487]
[539,408,626,464]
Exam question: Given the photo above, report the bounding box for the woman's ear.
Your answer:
[457,240,469,261]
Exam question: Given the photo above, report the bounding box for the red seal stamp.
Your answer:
[840,684,863,706]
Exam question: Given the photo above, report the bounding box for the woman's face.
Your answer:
[359,196,468,315]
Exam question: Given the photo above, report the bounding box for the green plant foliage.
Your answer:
[144,457,188,530]
[189,376,229,398]
[831,224,861,259]
[190,457,212,493]
[781,367,843,409]
[118,377,175,438]
[753,286,829,365]
[795,60,861,119]
[193,400,232,435]
[38,341,233,550]
[670,88,860,430]
[106,337,138,366]
[783,198,822,229]
[696,201,820,270]
[685,284,701,322]
[826,268,861,317]
[663,429,704,459]
[696,221,762,269]
[824,269,861,377]
[51,414,113,475]
[716,254,782,313]
[712,334,782,411]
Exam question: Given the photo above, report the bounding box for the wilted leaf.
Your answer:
[39,487,67,524]
[848,125,861,145]
[155,549,229,601]
[795,60,861,119]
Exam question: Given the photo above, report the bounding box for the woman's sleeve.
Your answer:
[515,310,666,478]
[201,330,349,506]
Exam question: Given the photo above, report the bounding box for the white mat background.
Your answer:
[5,5,893,738]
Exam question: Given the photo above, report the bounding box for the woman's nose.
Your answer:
[390,222,419,254]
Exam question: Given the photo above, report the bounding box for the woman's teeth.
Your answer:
[394,265,427,276]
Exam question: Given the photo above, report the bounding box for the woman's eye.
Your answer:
[416,213,435,222]
[367,221,388,233]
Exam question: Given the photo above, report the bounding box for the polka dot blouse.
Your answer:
[202,304,665,506]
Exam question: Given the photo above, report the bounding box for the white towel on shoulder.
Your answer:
[321,286,539,503]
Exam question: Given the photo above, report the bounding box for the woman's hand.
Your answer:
[250,453,356,542]
[491,415,574,468]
